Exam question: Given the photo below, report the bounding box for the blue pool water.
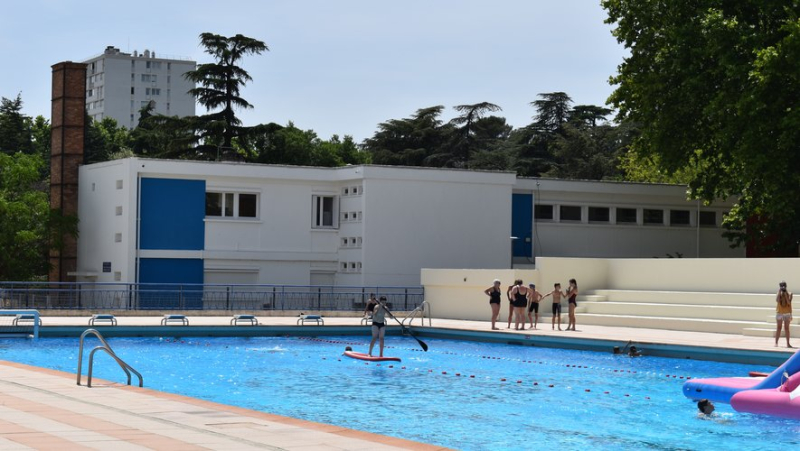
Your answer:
[0,335,798,450]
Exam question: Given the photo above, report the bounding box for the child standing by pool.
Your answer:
[543,283,566,331]
[527,283,543,329]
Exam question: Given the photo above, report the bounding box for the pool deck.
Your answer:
[0,315,794,450]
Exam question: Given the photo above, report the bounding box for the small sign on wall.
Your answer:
[102,262,111,273]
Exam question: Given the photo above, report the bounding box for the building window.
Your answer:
[312,195,337,228]
[131,87,135,95]
[343,187,350,196]
[588,207,610,223]
[206,192,258,218]
[114,233,122,243]
[341,238,349,247]
[115,206,123,216]
[616,208,637,224]
[643,209,664,225]
[560,205,582,222]
[699,211,717,227]
[116,180,123,190]
[670,210,691,226]
[534,204,554,221]
[238,194,257,218]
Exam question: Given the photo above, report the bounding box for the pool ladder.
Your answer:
[76,329,143,388]
[402,301,431,327]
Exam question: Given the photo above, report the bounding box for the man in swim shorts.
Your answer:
[527,283,543,329]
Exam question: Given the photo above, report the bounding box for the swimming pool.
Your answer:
[1,336,797,450]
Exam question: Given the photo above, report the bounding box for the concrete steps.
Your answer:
[576,313,767,335]
[577,289,783,336]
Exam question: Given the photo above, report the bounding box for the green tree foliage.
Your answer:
[0,94,33,155]
[185,33,269,151]
[85,116,132,164]
[364,106,452,166]
[0,153,77,281]
[602,0,800,253]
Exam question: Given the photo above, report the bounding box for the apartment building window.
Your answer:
[131,87,135,95]
[312,195,337,228]
[616,208,637,224]
[206,192,258,218]
[534,204,554,220]
[145,88,161,96]
[670,210,691,226]
[699,211,717,227]
[643,209,664,225]
[588,207,610,223]
[560,205,582,222]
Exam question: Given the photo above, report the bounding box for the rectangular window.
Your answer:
[146,61,151,69]
[238,194,257,218]
[560,205,582,222]
[205,192,222,216]
[588,207,610,223]
[131,87,135,95]
[534,204,554,220]
[206,192,257,218]
[699,211,717,227]
[670,210,691,226]
[643,209,664,225]
[312,195,337,228]
[342,238,349,247]
[115,206,123,216]
[616,208,637,224]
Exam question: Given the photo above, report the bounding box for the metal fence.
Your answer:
[0,282,424,312]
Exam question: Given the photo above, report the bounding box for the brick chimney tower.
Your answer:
[49,62,86,282]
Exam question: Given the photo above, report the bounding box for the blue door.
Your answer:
[511,193,532,258]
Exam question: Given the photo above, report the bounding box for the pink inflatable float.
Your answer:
[731,372,800,419]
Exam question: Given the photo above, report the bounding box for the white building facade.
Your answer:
[75,159,515,287]
[512,178,743,261]
[74,159,743,288]
[84,46,196,129]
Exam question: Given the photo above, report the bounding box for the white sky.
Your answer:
[2,0,627,142]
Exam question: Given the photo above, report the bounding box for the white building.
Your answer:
[84,46,196,129]
[74,158,742,288]
[512,178,743,262]
[75,158,515,287]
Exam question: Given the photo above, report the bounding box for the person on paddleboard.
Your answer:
[368,296,389,357]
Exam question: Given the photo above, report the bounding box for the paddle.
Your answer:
[383,305,428,352]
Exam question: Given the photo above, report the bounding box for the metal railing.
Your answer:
[402,301,432,327]
[77,329,143,388]
[0,282,424,312]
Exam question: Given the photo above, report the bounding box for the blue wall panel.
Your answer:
[139,258,204,309]
[511,193,532,257]
[140,178,205,250]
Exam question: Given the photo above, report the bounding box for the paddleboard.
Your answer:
[344,351,401,362]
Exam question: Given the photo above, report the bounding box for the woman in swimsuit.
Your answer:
[368,297,388,357]
[527,283,543,330]
[506,283,515,329]
[775,281,793,348]
[484,279,502,330]
[363,293,378,318]
[566,278,578,331]
[508,280,529,330]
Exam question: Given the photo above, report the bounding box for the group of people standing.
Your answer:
[485,279,579,331]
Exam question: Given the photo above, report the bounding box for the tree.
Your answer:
[185,33,268,151]
[85,117,132,164]
[0,153,77,281]
[0,94,33,155]
[364,106,452,166]
[530,92,572,134]
[441,102,504,167]
[602,0,800,253]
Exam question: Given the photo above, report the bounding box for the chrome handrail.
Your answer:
[77,329,143,387]
[401,301,431,327]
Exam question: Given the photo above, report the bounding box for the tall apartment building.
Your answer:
[84,46,196,129]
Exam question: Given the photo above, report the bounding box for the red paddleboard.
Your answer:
[344,351,401,362]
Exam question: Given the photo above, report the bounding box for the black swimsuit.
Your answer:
[489,289,501,305]
[568,294,577,306]
[513,288,528,308]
